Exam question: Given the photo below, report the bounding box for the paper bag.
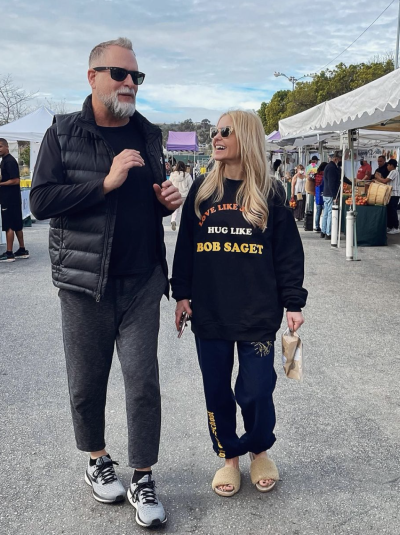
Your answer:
[296,192,303,200]
[282,328,304,381]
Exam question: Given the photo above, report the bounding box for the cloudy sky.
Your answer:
[1,0,398,124]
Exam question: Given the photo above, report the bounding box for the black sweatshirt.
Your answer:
[171,178,308,341]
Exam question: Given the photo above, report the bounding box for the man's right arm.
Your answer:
[30,125,106,220]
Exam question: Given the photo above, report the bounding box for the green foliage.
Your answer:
[257,102,268,132]
[19,142,30,167]
[257,58,395,134]
[264,90,290,133]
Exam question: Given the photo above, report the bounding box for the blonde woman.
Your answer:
[171,111,307,497]
[169,161,192,230]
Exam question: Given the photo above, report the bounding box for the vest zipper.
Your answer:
[96,196,112,302]
[95,140,116,302]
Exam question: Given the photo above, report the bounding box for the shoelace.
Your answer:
[93,460,119,485]
[133,480,158,505]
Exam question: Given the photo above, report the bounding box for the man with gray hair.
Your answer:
[30,38,181,528]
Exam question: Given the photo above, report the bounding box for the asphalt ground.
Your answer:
[1,217,400,535]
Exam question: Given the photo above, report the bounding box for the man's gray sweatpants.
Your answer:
[58,265,166,468]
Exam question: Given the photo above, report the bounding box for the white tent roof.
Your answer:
[279,68,400,137]
[277,128,400,150]
[0,106,54,142]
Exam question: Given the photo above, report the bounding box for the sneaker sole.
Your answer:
[15,255,30,259]
[127,488,167,527]
[84,471,125,504]
[0,258,16,262]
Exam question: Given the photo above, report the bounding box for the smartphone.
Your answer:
[178,311,190,338]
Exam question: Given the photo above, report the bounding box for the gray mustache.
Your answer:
[116,90,136,97]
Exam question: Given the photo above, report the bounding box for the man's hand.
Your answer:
[175,299,192,331]
[103,149,145,194]
[153,180,182,210]
[286,311,304,332]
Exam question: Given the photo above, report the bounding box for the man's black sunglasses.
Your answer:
[93,67,146,85]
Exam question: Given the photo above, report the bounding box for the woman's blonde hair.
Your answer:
[194,110,274,230]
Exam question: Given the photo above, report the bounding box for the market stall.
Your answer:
[279,68,400,257]
[165,131,199,171]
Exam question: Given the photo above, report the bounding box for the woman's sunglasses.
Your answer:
[93,67,146,85]
[210,126,234,139]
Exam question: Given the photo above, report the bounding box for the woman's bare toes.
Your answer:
[258,478,274,487]
[218,484,233,492]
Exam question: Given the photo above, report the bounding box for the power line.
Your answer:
[317,0,396,72]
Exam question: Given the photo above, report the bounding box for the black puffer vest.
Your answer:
[50,95,168,300]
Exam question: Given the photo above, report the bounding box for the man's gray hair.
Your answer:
[89,37,135,67]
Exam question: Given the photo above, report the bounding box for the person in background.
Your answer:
[171,110,307,498]
[291,164,306,221]
[374,158,400,234]
[272,159,284,181]
[0,138,29,262]
[320,152,341,240]
[306,155,319,178]
[313,162,327,232]
[194,161,200,179]
[356,158,372,180]
[169,160,192,230]
[206,157,215,174]
[372,155,389,179]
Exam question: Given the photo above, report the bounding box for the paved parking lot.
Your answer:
[1,219,400,534]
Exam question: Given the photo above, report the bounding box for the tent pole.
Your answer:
[283,149,287,176]
[337,135,346,250]
[396,0,400,69]
[349,131,359,261]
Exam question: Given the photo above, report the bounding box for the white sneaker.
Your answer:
[127,473,167,528]
[391,228,400,234]
[85,455,126,503]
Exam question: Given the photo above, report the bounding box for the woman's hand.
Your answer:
[175,299,193,330]
[286,311,304,332]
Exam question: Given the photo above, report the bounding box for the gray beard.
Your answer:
[99,90,136,119]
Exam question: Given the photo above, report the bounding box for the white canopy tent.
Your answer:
[0,107,54,243]
[0,106,54,177]
[279,68,400,137]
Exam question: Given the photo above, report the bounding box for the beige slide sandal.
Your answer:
[249,452,279,492]
[211,466,241,497]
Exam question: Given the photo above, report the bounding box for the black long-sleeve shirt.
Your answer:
[171,178,307,341]
[30,125,106,219]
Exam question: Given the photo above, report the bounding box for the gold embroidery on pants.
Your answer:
[251,341,273,357]
[207,411,226,458]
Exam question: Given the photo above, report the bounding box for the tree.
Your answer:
[257,58,395,134]
[257,102,268,133]
[259,90,290,134]
[0,74,35,125]
[43,97,69,114]
[19,142,30,167]
[177,118,195,132]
